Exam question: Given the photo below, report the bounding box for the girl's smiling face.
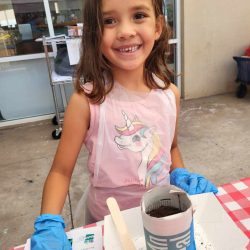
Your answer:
[101,0,162,75]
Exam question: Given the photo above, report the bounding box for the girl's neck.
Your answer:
[112,67,150,93]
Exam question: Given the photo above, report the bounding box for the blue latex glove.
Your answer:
[31,214,72,250]
[170,168,218,195]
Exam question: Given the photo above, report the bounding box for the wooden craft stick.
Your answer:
[106,197,136,250]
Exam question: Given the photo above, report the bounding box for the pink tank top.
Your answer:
[84,79,177,220]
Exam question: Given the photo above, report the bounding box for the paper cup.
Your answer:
[141,185,193,250]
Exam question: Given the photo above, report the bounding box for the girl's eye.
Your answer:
[103,18,116,25]
[134,12,147,20]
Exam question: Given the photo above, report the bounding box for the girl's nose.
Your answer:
[117,22,136,40]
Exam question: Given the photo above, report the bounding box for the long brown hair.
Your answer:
[75,0,173,104]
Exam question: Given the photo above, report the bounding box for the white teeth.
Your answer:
[118,45,139,53]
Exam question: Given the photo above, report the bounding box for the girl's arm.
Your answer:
[41,91,90,214]
[169,84,218,195]
[169,83,185,172]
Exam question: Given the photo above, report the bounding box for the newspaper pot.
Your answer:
[141,185,194,250]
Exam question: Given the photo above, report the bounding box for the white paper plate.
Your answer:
[104,193,249,250]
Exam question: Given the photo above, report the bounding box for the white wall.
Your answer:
[182,0,250,99]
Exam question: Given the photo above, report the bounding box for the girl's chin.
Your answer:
[111,63,144,72]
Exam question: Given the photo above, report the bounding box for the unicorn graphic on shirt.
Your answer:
[114,111,169,188]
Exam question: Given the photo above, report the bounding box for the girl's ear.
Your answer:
[155,15,163,40]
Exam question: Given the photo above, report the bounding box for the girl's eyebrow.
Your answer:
[102,4,151,16]
[131,4,151,11]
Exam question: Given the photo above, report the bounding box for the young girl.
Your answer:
[31,0,217,249]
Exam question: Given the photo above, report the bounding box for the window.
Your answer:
[165,0,176,38]
[165,0,181,87]
[165,0,176,69]
[0,0,84,58]
[0,0,49,57]
[48,0,83,36]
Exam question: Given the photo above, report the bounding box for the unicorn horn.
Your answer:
[122,111,134,131]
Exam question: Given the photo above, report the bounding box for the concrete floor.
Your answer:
[1,93,250,249]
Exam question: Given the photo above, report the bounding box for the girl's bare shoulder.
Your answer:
[70,89,89,107]
[65,90,90,124]
[169,83,180,101]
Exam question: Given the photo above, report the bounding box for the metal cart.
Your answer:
[233,56,250,98]
[42,35,80,139]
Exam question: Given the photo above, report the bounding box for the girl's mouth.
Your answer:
[115,45,141,53]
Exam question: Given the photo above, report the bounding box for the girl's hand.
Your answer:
[31,214,71,250]
[170,168,218,195]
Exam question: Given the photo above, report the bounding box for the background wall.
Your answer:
[181,0,250,99]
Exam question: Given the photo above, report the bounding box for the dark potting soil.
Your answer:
[147,206,182,218]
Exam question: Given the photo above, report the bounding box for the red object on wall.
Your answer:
[244,46,250,57]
